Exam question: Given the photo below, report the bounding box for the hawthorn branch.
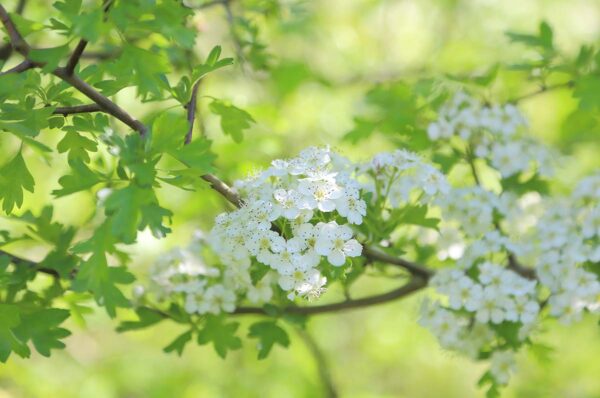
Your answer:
[362,245,433,279]
[510,80,575,103]
[185,80,201,144]
[53,104,104,116]
[0,249,59,278]
[233,277,427,315]
[0,0,27,61]
[296,328,339,398]
[64,40,88,76]
[0,4,30,56]
[466,149,537,280]
[53,67,148,135]
[0,59,34,76]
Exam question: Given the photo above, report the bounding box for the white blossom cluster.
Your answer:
[529,177,600,323]
[427,92,553,177]
[419,93,599,387]
[146,233,273,315]
[210,147,366,301]
[421,177,600,386]
[360,149,450,206]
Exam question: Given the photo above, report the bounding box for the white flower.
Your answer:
[475,287,506,324]
[247,275,274,304]
[185,284,236,315]
[273,189,304,219]
[298,176,343,212]
[245,229,286,264]
[314,221,362,266]
[334,190,367,224]
[265,238,304,275]
[490,351,516,385]
[279,268,327,300]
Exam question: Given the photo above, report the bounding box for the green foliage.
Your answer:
[57,131,98,163]
[117,307,166,332]
[71,221,135,317]
[0,304,71,363]
[209,99,255,142]
[248,321,290,359]
[163,330,193,356]
[0,151,35,214]
[197,315,242,358]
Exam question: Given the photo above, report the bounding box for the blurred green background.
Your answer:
[1,0,600,396]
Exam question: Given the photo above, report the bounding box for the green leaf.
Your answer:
[71,221,134,317]
[13,308,71,357]
[170,138,217,174]
[163,330,193,356]
[209,100,255,142]
[104,185,171,243]
[104,185,145,244]
[0,304,30,362]
[117,307,166,332]
[501,173,549,196]
[105,44,171,99]
[0,151,35,214]
[191,45,234,83]
[150,112,189,154]
[248,321,290,359]
[391,205,440,230]
[28,45,71,73]
[197,315,242,358]
[505,21,554,52]
[57,131,98,163]
[52,160,102,198]
[573,76,600,111]
[9,13,45,37]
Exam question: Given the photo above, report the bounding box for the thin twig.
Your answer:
[0,0,27,61]
[0,4,30,55]
[233,277,427,315]
[510,81,575,103]
[0,250,59,278]
[362,245,433,279]
[0,59,34,76]
[53,104,104,115]
[53,67,148,135]
[466,150,537,280]
[65,40,88,76]
[296,328,339,398]
[185,80,201,144]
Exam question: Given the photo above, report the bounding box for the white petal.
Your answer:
[343,239,362,257]
[328,250,346,266]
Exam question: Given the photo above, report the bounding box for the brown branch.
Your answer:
[53,67,147,135]
[296,328,339,398]
[0,0,27,61]
[0,4,30,56]
[53,104,103,116]
[362,245,434,279]
[64,40,88,76]
[510,81,575,103]
[185,80,201,144]
[233,277,427,315]
[0,249,59,278]
[466,150,537,280]
[0,59,34,76]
